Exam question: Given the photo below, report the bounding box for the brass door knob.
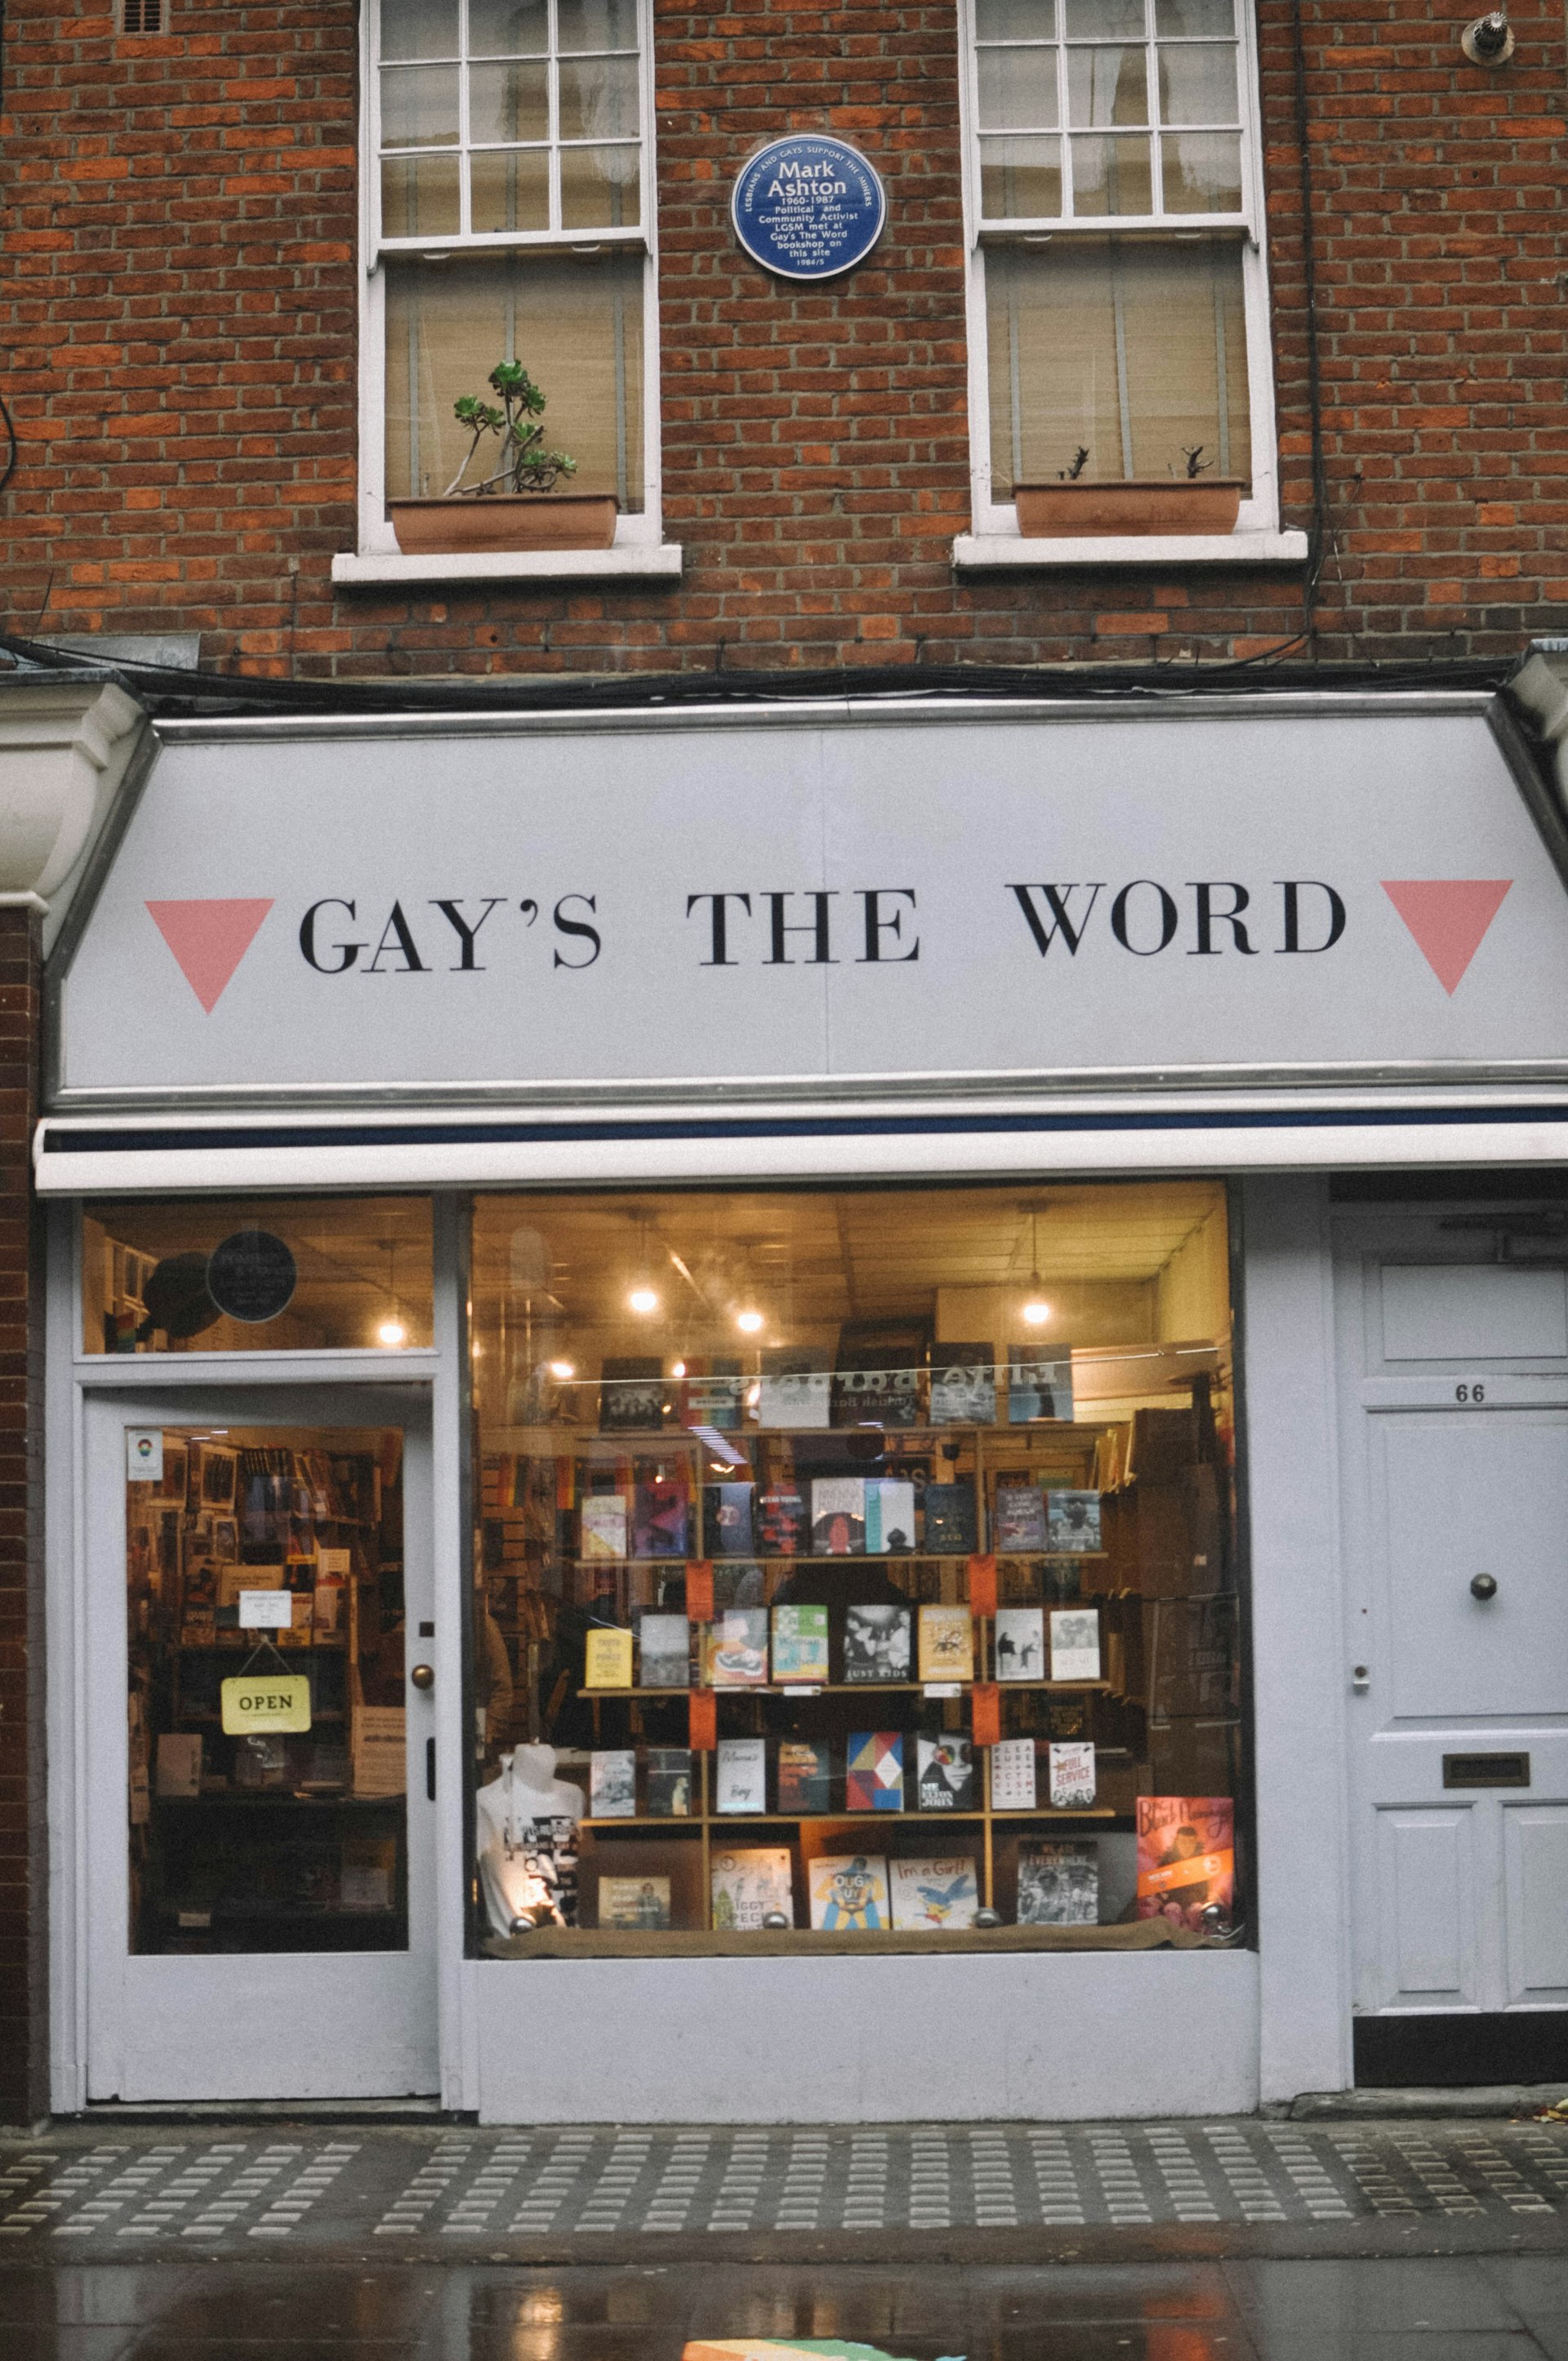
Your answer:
[410,1662,435,1690]
[1470,1573,1498,1601]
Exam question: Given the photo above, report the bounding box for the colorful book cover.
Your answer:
[598,1874,671,1929]
[1018,1839,1098,1926]
[589,1748,636,1819]
[705,1481,755,1557]
[1136,1796,1236,1930]
[584,1627,634,1690]
[993,1481,1047,1552]
[580,1492,629,1561]
[811,1476,866,1555]
[832,1334,923,1429]
[917,1602,974,1683]
[706,1606,769,1687]
[994,1606,1045,1682]
[646,1747,693,1816]
[808,1852,889,1929]
[923,1482,977,1554]
[758,1348,832,1430]
[843,1602,911,1682]
[845,1730,904,1811]
[916,1732,973,1810]
[632,1475,689,1559]
[889,1856,979,1932]
[865,1477,916,1555]
[1007,1348,1074,1425]
[710,1846,793,1930]
[990,1735,1037,1810]
[1049,1740,1097,1807]
[680,1356,744,1430]
[1047,1488,1102,1552]
[1049,1607,1102,1682]
[637,1612,690,1689]
[771,1601,830,1685]
[715,1736,768,1813]
[929,1344,997,1427]
[598,1357,666,1433]
[777,1738,832,1814]
[759,1488,806,1554]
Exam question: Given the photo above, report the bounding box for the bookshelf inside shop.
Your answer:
[471,1180,1243,1958]
[125,1426,410,1955]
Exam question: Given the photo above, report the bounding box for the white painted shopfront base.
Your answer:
[467,1949,1259,2123]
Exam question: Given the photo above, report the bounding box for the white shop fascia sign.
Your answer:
[37,692,1568,1189]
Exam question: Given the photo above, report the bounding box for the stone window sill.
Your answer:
[331,546,684,587]
[951,529,1310,571]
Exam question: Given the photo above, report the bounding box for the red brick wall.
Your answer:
[0,909,45,2125]
[0,1,1564,675]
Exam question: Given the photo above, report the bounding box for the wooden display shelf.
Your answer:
[485,1921,1206,1959]
[568,1552,1106,1568]
[581,1806,1115,1829]
[580,1680,1111,1699]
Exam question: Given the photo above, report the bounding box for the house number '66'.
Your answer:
[1455,1383,1486,1402]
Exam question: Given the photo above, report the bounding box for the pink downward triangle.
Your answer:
[1380,879,1512,996]
[145,898,274,1013]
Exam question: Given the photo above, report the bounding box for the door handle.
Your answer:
[410,1662,435,1690]
[1470,1573,1498,1601]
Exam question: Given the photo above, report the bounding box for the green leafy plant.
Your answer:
[443,360,579,497]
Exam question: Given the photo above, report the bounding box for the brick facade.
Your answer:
[0,2,1564,676]
[0,909,45,2125]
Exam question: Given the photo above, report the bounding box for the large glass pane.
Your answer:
[381,152,461,238]
[1157,42,1237,123]
[1162,129,1243,210]
[1067,45,1147,126]
[385,251,645,502]
[468,0,549,55]
[83,1199,434,1355]
[469,58,550,145]
[470,1183,1245,1952]
[559,142,642,229]
[978,47,1059,130]
[975,0,1055,36]
[1065,0,1144,33]
[985,236,1250,490]
[127,1422,408,1955]
[471,146,550,233]
[978,133,1062,220]
[379,62,461,148]
[380,0,459,63]
[559,55,640,144]
[1156,0,1233,31]
[1070,131,1152,214]
[558,0,640,50]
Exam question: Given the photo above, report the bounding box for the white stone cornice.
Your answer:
[0,679,149,953]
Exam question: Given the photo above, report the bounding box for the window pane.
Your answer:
[558,0,640,51]
[1070,133,1152,214]
[559,56,640,144]
[975,0,1055,38]
[1065,0,1144,33]
[385,252,645,505]
[380,0,459,62]
[469,59,550,144]
[1156,0,1233,32]
[978,134,1062,220]
[978,47,1059,129]
[83,1199,435,1355]
[468,0,549,56]
[380,63,460,148]
[1067,44,1147,126]
[471,145,550,232]
[381,151,461,237]
[1158,42,1237,123]
[560,142,642,228]
[985,237,1250,492]
[1162,128,1242,210]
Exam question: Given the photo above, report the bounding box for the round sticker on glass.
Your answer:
[731,135,886,283]
[207,1229,297,1325]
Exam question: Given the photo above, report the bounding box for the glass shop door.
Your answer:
[84,1387,439,2102]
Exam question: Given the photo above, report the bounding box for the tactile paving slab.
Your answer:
[1,2119,1566,2255]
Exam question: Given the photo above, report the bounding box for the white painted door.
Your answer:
[85,1385,439,2100]
[1339,1233,1568,2036]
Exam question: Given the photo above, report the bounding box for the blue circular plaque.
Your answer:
[731,135,887,283]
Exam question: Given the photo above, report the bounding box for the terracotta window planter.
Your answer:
[388,494,619,556]
[1013,479,1245,539]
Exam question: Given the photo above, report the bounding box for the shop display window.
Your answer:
[469,1182,1245,1953]
[126,1423,410,1954]
[82,1197,434,1354]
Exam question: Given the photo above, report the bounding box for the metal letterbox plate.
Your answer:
[1442,1751,1530,1789]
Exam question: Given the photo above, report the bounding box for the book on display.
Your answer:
[917,1601,973,1683]
[1136,1796,1236,1931]
[758,1348,832,1430]
[915,1732,973,1810]
[598,1875,671,1929]
[599,1358,665,1433]
[706,1606,769,1686]
[580,1493,629,1561]
[710,1847,794,1930]
[771,1601,830,1685]
[864,1478,916,1555]
[645,1747,693,1815]
[1007,1348,1074,1424]
[990,1735,1037,1810]
[993,1481,1047,1552]
[929,1344,996,1427]
[808,1853,890,1930]
[922,1482,977,1554]
[705,1482,755,1556]
[1017,1839,1098,1926]
[1048,1740,1097,1807]
[637,1613,691,1689]
[715,1736,768,1813]
[589,1748,636,1819]
[811,1477,866,1555]
[1047,1488,1102,1552]
[994,1606,1045,1681]
[584,1627,634,1690]
[845,1730,904,1811]
[1049,1607,1102,1682]
[843,1602,911,1682]
[776,1738,832,1814]
[889,1856,979,1931]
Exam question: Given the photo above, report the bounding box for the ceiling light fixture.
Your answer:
[1021,1208,1052,1328]
[549,1359,576,1380]
[628,1286,659,1315]
[736,1308,764,1334]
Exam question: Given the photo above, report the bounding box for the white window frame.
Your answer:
[346,0,669,573]
[956,0,1300,563]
